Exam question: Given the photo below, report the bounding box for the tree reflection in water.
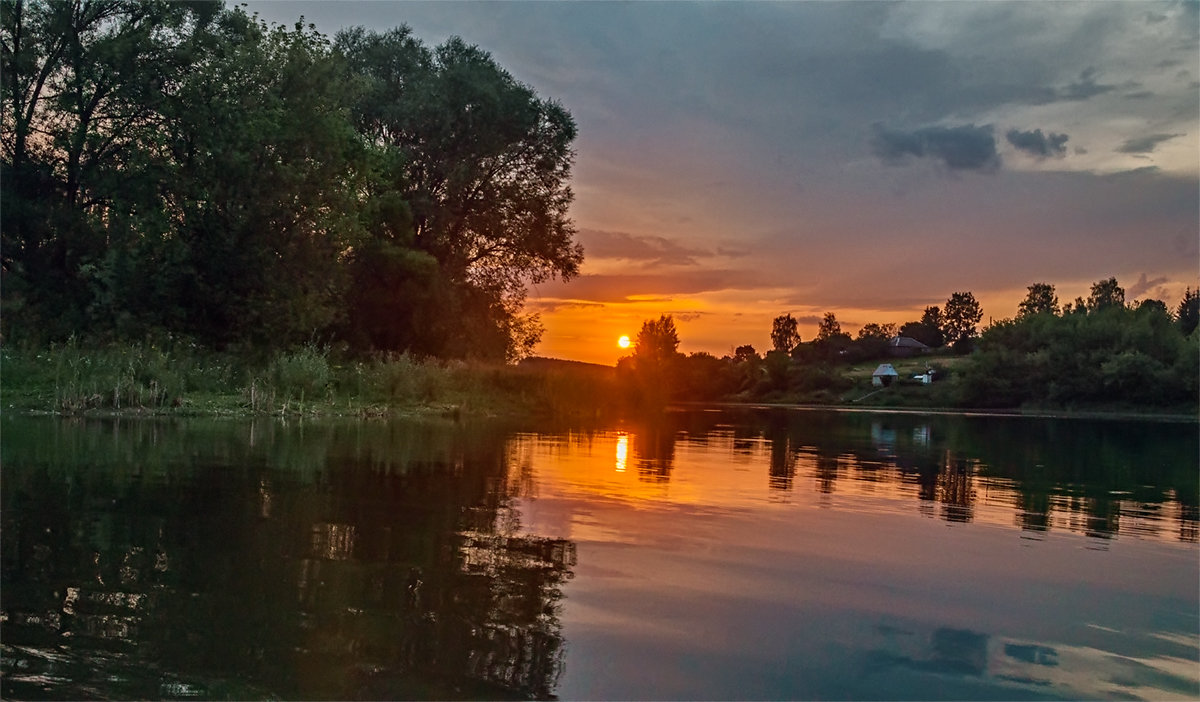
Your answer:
[1,418,574,700]
[634,408,1198,542]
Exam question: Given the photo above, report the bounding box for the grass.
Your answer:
[0,342,622,421]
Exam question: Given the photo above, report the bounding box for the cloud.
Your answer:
[1117,133,1185,153]
[535,269,757,303]
[1126,272,1170,300]
[871,123,1000,171]
[1005,128,1069,158]
[577,229,710,266]
[1058,67,1117,101]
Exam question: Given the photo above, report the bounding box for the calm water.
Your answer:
[2,409,1197,700]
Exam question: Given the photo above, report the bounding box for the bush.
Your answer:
[268,344,331,400]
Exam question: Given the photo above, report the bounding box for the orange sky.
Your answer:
[529,270,1194,367]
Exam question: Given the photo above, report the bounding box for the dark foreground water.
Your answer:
[2,409,1197,700]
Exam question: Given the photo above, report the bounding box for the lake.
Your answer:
[2,409,1197,700]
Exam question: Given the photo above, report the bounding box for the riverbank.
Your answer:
[0,343,621,421]
[3,343,1194,423]
[689,401,1199,424]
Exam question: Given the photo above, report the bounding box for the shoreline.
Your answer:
[674,401,1200,424]
[5,398,1196,424]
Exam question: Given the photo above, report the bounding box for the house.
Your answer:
[888,335,930,358]
[872,363,900,387]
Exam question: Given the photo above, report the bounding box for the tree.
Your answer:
[335,27,582,358]
[634,315,680,363]
[900,306,944,347]
[1017,283,1059,318]
[771,314,800,353]
[1175,288,1199,336]
[1087,277,1125,312]
[733,345,759,364]
[1,0,217,338]
[941,292,983,346]
[816,312,841,341]
[856,322,897,340]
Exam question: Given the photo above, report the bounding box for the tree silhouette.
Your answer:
[1087,277,1125,312]
[941,292,983,345]
[1017,283,1059,318]
[1177,288,1199,335]
[635,315,680,362]
[816,312,842,341]
[771,314,801,353]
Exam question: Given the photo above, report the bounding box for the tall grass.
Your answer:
[1,341,623,419]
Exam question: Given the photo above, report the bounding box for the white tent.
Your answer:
[872,363,900,387]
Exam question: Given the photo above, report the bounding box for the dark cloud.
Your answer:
[1117,133,1184,153]
[1126,272,1170,299]
[535,269,757,303]
[1005,128,1068,158]
[578,229,709,266]
[1058,67,1117,101]
[871,123,1000,171]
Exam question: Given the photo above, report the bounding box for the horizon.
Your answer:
[251,1,1200,365]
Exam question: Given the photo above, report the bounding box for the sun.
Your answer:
[617,335,631,349]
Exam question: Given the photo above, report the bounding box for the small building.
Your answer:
[872,363,900,387]
[913,369,936,385]
[888,336,930,358]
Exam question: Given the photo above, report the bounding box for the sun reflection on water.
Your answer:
[614,433,628,473]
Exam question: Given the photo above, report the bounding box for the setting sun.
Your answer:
[617,335,631,349]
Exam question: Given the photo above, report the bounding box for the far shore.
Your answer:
[674,401,1200,424]
[5,397,1196,425]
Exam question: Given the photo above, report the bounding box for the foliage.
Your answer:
[816,312,841,341]
[941,291,983,347]
[899,306,945,348]
[1087,277,1125,312]
[0,2,580,362]
[1017,283,1059,318]
[633,315,680,363]
[1176,287,1199,336]
[770,314,800,353]
[956,287,1197,409]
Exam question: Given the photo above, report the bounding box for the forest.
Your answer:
[2,0,579,361]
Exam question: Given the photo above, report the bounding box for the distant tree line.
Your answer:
[621,280,1197,411]
[956,279,1198,408]
[1,0,580,360]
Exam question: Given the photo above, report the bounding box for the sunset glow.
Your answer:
[617,335,630,349]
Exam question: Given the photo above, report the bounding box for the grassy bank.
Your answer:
[0,342,622,421]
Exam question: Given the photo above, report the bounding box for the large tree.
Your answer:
[335,27,582,359]
[941,291,983,345]
[770,314,800,353]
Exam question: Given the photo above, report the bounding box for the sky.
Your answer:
[249,1,1199,365]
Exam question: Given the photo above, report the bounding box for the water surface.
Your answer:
[2,410,1196,700]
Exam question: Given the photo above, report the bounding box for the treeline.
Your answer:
[956,280,1198,408]
[616,290,985,405]
[1,0,580,361]
[619,279,1198,411]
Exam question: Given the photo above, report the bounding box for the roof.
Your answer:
[872,363,900,377]
[889,336,930,349]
